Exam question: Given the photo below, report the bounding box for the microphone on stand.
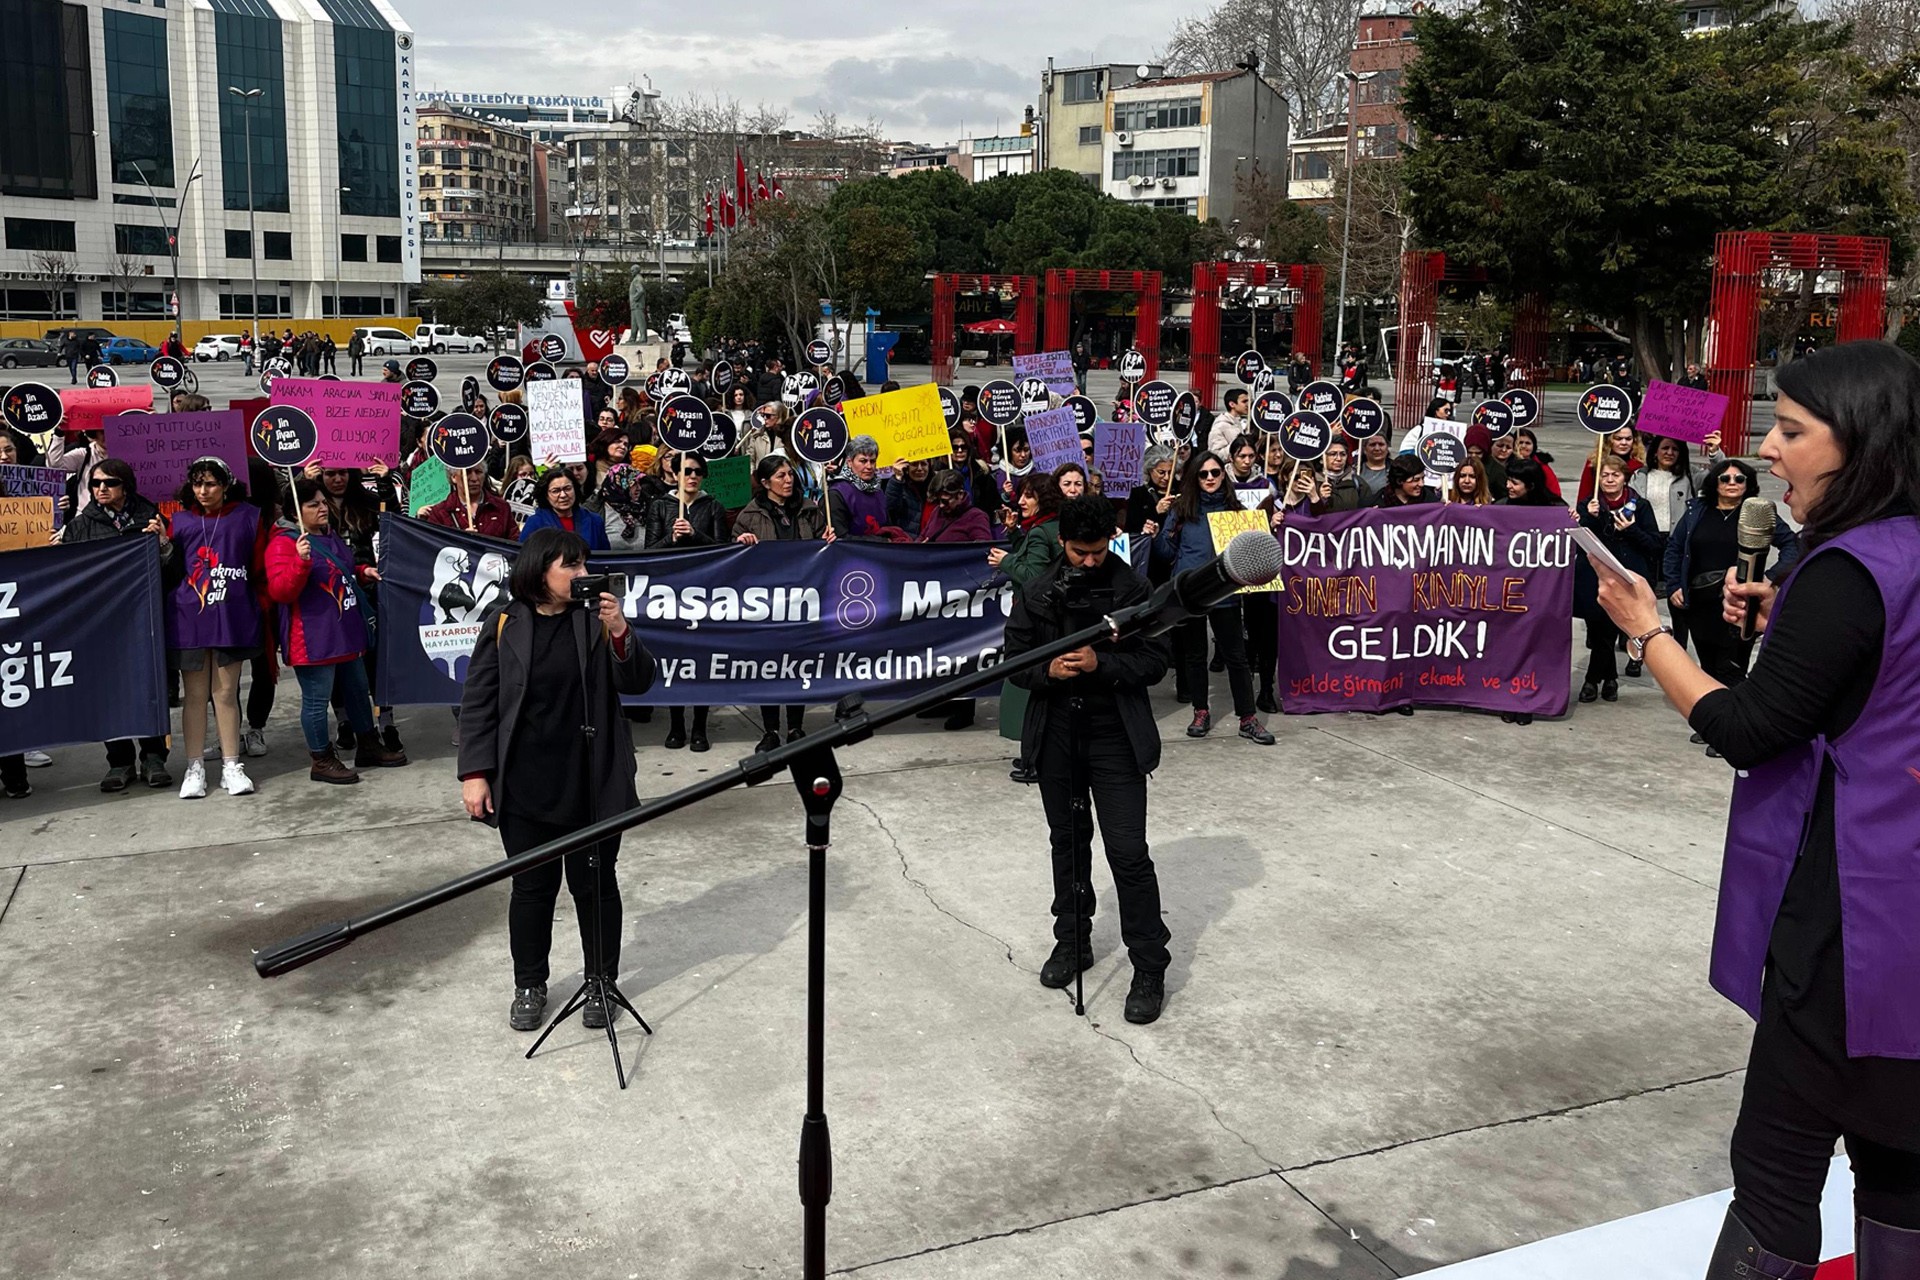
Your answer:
[1735,497,1778,642]
[1108,529,1285,638]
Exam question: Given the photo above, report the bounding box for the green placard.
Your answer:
[705,454,752,510]
[409,456,449,515]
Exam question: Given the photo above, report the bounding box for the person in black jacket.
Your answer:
[1003,495,1174,1025]
[60,458,176,790]
[458,528,658,1031]
[643,452,725,750]
[754,356,786,407]
[1577,454,1662,704]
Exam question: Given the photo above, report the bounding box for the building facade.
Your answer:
[1099,69,1288,225]
[959,133,1035,183]
[417,102,547,247]
[0,0,418,327]
[1036,60,1150,182]
[1351,6,1418,160]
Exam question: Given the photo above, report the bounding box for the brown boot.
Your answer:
[353,739,409,769]
[309,750,360,785]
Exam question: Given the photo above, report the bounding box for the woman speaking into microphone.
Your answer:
[1594,340,1920,1278]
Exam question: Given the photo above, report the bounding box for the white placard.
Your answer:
[526,379,586,463]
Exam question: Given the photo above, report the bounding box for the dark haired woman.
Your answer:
[998,428,1034,505]
[61,457,176,790]
[948,430,1005,522]
[646,452,726,751]
[1371,455,1436,508]
[166,457,268,799]
[1512,428,1561,497]
[459,527,658,1032]
[1633,432,1722,670]
[1576,454,1661,704]
[735,455,830,750]
[520,468,609,550]
[265,478,407,784]
[1353,433,1393,502]
[1595,341,1920,1279]
[1500,456,1560,507]
[1151,450,1274,745]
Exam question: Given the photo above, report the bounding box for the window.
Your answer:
[1110,147,1200,180]
[263,230,291,259]
[375,234,401,263]
[1292,152,1333,182]
[218,291,290,319]
[333,24,399,217]
[1111,97,1203,133]
[5,217,77,252]
[225,229,251,258]
[1360,123,1400,158]
[0,0,96,199]
[1078,125,1101,146]
[105,9,174,187]
[1148,196,1199,216]
[103,290,166,319]
[112,192,176,206]
[0,287,78,319]
[1061,69,1102,104]
[1354,68,1401,106]
[334,294,390,316]
[215,11,291,212]
[114,223,170,255]
[340,233,367,262]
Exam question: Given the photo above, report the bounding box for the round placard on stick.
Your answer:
[459,375,481,411]
[149,355,187,390]
[936,385,962,429]
[1470,398,1515,439]
[2,381,63,433]
[406,356,438,383]
[657,395,716,453]
[1298,379,1344,418]
[1417,430,1468,474]
[1018,377,1052,416]
[805,338,832,367]
[977,379,1022,429]
[1133,379,1178,428]
[539,334,567,363]
[1234,350,1266,385]
[696,413,738,460]
[523,361,557,383]
[711,359,735,395]
[400,380,440,417]
[1340,397,1387,440]
[489,402,529,445]
[1064,394,1097,434]
[252,405,319,468]
[1252,365,1279,396]
[487,355,524,392]
[86,364,118,389]
[791,406,849,465]
[1169,390,1201,444]
[1279,410,1333,461]
[426,412,492,471]
[1250,389,1295,434]
[1576,384,1635,434]
[1500,387,1539,430]
[823,374,846,407]
[600,353,630,386]
[1117,348,1147,381]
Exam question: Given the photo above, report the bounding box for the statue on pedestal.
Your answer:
[627,267,647,343]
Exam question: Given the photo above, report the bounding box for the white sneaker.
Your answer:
[221,759,255,796]
[242,727,267,758]
[178,760,208,799]
[23,750,52,768]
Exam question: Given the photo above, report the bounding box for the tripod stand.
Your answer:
[522,845,652,1088]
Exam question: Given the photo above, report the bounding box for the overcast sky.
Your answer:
[406,0,1179,142]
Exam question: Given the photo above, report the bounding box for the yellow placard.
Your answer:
[1207,508,1282,593]
[0,496,56,551]
[842,383,951,465]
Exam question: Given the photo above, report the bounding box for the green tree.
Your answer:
[420,272,550,352]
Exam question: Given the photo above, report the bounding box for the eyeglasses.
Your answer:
[682,467,707,478]
[1198,467,1225,478]
[90,478,124,489]
[1717,475,1747,485]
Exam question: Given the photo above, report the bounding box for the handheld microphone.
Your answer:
[1735,496,1777,642]
[1108,529,1284,637]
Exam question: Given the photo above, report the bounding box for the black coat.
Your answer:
[456,600,658,828]
[1004,556,1170,776]
[60,494,174,571]
[643,490,728,548]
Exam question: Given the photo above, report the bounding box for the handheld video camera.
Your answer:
[568,572,629,606]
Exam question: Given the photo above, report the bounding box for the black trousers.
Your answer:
[1243,593,1277,698]
[105,736,168,767]
[759,705,805,734]
[245,651,275,730]
[1584,616,1620,684]
[1177,604,1255,718]
[1731,1031,1920,1261]
[1035,703,1170,973]
[500,812,622,988]
[1686,602,1755,688]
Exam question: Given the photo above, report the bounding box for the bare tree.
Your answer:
[106,252,145,320]
[33,252,76,320]
[1160,0,1365,131]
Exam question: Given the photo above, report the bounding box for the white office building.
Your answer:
[0,0,419,328]
[1098,69,1288,226]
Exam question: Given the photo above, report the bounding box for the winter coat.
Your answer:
[421,490,519,540]
[60,494,174,571]
[519,506,610,551]
[885,474,934,537]
[733,494,826,542]
[828,479,895,539]
[643,489,728,548]
[1000,518,1061,594]
[919,499,992,543]
[1152,489,1248,590]
[1661,498,1801,609]
[263,520,371,666]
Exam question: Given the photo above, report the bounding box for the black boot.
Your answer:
[1038,937,1093,989]
[1703,1209,1817,1279]
[1124,969,1165,1024]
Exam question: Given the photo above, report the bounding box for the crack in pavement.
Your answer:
[1277,1174,1404,1278]
[843,795,1026,972]
[0,866,23,932]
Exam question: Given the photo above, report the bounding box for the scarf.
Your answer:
[836,466,881,494]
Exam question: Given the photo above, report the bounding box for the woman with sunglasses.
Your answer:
[646,452,727,752]
[1661,458,1799,735]
[520,468,610,551]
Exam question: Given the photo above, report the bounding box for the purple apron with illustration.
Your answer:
[275,528,368,664]
[1713,516,1920,1058]
[167,505,262,651]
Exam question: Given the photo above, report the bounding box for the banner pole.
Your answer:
[821,462,833,537]
[288,466,307,532]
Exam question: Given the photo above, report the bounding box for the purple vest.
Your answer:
[167,505,262,651]
[832,480,890,537]
[1714,516,1920,1058]
[274,527,368,665]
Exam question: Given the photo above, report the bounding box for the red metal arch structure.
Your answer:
[1707,232,1889,452]
[1190,261,1325,410]
[932,273,1039,386]
[1041,268,1164,380]
[1391,251,1544,431]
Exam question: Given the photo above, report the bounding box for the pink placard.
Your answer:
[269,377,403,466]
[1636,379,1728,445]
[57,386,155,434]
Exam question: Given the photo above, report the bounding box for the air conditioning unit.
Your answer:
[1159,176,1177,189]
[1114,131,1134,147]
[1126,174,1147,189]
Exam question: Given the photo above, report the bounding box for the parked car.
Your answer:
[41,325,119,346]
[413,324,488,353]
[0,337,61,369]
[354,326,423,356]
[102,336,161,365]
[193,334,245,362]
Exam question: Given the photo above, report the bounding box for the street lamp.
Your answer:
[227,86,265,356]
[334,185,350,326]
[1334,70,1378,357]
[131,157,201,348]
[1235,49,1263,185]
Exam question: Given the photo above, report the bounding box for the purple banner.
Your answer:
[1275,507,1576,715]
[1093,421,1145,491]
[106,410,248,501]
[1012,349,1077,396]
[1636,379,1728,444]
[1024,406,1082,474]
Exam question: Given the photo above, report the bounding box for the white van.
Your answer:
[413,324,488,353]
[353,326,421,356]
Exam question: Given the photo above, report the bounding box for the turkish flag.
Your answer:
[735,150,748,215]
[703,192,714,237]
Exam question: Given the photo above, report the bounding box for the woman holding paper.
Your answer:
[1592,341,1920,1280]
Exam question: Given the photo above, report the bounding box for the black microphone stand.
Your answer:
[254,607,1157,1280]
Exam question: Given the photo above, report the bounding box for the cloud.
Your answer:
[793,56,1029,135]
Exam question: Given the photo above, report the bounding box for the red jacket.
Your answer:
[421,491,518,539]
[263,523,373,665]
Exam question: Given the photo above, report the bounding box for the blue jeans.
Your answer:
[293,660,375,752]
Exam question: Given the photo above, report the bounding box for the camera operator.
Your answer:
[1003,495,1173,1025]
[457,529,658,1033]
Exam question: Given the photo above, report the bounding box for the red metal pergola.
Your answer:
[1189,261,1325,410]
[1707,232,1889,452]
[931,273,1038,386]
[1041,268,1163,381]
[1391,251,1541,431]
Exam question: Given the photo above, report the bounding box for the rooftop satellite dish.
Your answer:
[1137,63,1154,79]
